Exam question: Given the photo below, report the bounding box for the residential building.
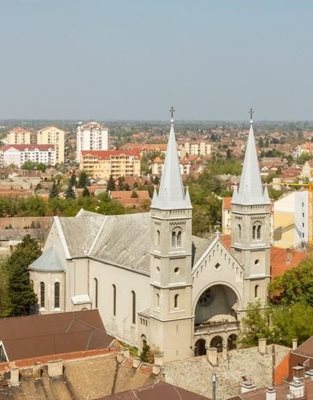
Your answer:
[151,156,191,175]
[179,141,211,158]
[273,191,308,248]
[79,150,140,180]
[76,122,109,163]
[0,144,56,168]
[222,197,232,234]
[5,127,32,145]
[37,126,65,164]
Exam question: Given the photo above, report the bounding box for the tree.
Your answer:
[22,160,47,172]
[65,184,76,199]
[131,190,139,198]
[7,235,41,316]
[239,301,272,347]
[77,171,90,188]
[69,173,77,187]
[107,175,116,191]
[82,186,90,197]
[49,181,59,199]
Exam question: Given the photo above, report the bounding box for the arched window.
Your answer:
[238,224,241,239]
[40,282,45,308]
[156,293,160,308]
[174,294,179,309]
[131,291,136,324]
[54,282,60,308]
[112,284,116,316]
[94,278,98,308]
[253,222,262,240]
[171,228,182,248]
[254,285,259,298]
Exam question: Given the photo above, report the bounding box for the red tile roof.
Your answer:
[223,197,232,210]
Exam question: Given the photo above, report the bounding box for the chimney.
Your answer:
[241,380,256,393]
[292,366,304,380]
[47,360,64,378]
[292,339,298,351]
[9,367,20,387]
[207,347,218,367]
[258,338,267,355]
[286,248,292,265]
[33,362,42,380]
[289,378,304,399]
[266,387,276,400]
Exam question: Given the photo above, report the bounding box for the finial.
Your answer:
[249,108,254,125]
[169,106,175,123]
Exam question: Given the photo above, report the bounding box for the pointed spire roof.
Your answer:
[151,109,192,210]
[232,111,270,205]
[29,245,65,272]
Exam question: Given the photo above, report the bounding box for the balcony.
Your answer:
[194,320,240,336]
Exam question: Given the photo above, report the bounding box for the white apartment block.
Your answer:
[0,145,56,168]
[179,141,211,158]
[6,127,32,145]
[76,122,109,163]
[37,126,65,164]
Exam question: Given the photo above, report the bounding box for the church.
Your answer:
[29,113,271,363]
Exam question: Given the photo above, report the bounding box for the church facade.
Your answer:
[29,114,271,363]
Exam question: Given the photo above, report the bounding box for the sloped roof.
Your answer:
[29,245,65,272]
[0,310,115,361]
[101,382,209,400]
[53,212,209,275]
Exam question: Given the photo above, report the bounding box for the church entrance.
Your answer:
[194,338,206,356]
[194,284,238,325]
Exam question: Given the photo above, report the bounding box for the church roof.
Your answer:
[151,117,192,210]
[232,118,270,206]
[54,212,209,275]
[29,245,65,272]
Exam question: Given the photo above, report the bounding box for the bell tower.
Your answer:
[149,108,193,362]
[231,110,271,307]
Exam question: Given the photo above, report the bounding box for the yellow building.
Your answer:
[6,127,32,145]
[80,150,141,179]
[37,126,65,164]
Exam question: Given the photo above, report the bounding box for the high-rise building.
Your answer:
[37,126,65,164]
[6,127,32,145]
[76,122,109,163]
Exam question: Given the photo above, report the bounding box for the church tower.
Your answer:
[231,110,271,307]
[149,108,193,362]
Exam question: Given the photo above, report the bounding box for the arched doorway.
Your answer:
[210,336,223,353]
[227,334,237,350]
[195,284,239,325]
[194,338,206,356]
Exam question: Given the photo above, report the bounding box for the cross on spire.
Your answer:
[249,108,254,123]
[170,106,175,121]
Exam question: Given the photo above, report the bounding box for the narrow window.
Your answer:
[238,224,241,239]
[177,231,182,247]
[257,225,261,239]
[40,282,45,308]
[94,278,98,308]
[252,225,256,239]
[174,294,179,309]
[112,284,116,316]
[54,282,60,308]
[157,230,160,246]
[254,285,259,298]
[171,231,176,247]
[131,291,136,324]
[156,293,160,308]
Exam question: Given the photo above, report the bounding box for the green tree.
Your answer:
[69,173,77,187]
[7,235,40,316]
[49,181,59,199]
[65,184,76,199]
[107,175,116,191]
[82,186,90,197]
[22,160,47,172]
[77,171,90,188]
[239,301,272,347]
[131,190,139,198]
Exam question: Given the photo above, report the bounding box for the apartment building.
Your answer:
[151,156,191,175]
[0,144,56,168]
[6,127,32,145]
[179,141,211,158]
[76,122,109,163]
[37,126,65,164]
[80,149,140,179]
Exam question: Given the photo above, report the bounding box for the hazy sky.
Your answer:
[0,0,312,121]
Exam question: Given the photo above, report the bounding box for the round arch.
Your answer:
[194,283,241,326]
[227,334,238,350]
[194,338,206,356]
[210,336,223,352]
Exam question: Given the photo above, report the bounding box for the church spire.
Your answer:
[232,109,270,205]
[151,107,192,210]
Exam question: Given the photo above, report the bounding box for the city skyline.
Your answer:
[1,0,312,121]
